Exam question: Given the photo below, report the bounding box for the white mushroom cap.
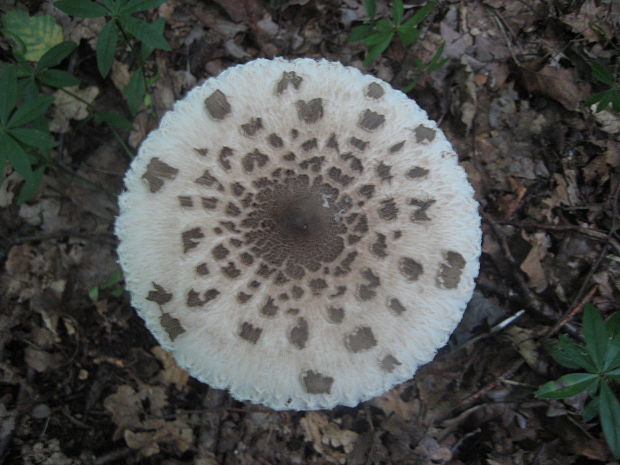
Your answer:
[115,58,481,410]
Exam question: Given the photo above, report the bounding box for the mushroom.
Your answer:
[115,58,481,410]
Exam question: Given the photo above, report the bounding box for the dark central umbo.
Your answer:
[240,173,354,277]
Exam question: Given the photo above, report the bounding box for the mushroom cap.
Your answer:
[116,58,481,410]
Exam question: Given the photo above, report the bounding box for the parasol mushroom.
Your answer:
[115,58,481,410]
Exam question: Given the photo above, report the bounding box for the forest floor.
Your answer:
[1,0,619,464]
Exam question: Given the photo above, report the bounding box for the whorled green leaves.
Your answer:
[537,304,620,459]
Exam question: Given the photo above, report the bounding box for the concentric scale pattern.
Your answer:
[116,58,481,410]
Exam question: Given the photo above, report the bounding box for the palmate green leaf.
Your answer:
[2,10,64,61]
[96,19,118,78]
[363,32,393,67]
[347,24,372,43]
[392,0,404,26]
[362,30,392,47]
[397,26,420,46]
[402,0,435,29]
[120,0,168,15]
[583,396,600,422]
[587,89,615,112]
[36,40,78,70]
[607,312,620,336]
[364,0,376,19]
[119,16,170,51]
[54,0,109,18]
[9,128,57,150]
[536,372,599,399]
[0,64,18,125]
[17,165,45,204]
[124,68,146,115]
[588,59,616,86]
[376,18,393,33]
[7,95,54,128]
[0,133,33,178]
[604,334,620,371]
[38,69,80,88]
[140,17,166,61]
[584,303,609,371]
[546,334,597,372]
[600,380,620,459]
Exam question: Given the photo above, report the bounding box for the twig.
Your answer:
[93,448,132,465]
[453,359,524,411]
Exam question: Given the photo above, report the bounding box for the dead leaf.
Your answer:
[372,383,419,420]
[152,346,189,389]
[103,384,167,440]
[520,231,551,292]
[521,65,590,111]
[50,85,100,133]
[300,412,358,464]
[124,418,193,457]
[505,326,540,371]
[591,105,620,135]
[25,347,62,372]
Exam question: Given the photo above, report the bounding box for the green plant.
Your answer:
[586,58,620,113]
[536,304,620,459]
[88,270,124,301]
[0,8,81,203]
[54,0,170,115]
[348,0,434,66]
[347,0,448,90]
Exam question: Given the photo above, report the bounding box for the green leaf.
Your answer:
[124,68,145,115]
[0,64,18,125]
[88,285,99,301]
[426,42,448,71]
[547,334,597,372]
[376,18,393,33]
[7,95,54,128]
[600,380,620,459]
[94,110,134,130]
[2,10,64,61]
[364,0,376,19]
[347,24,372,43]
[17,165,44,204]
[9,128,57,149]
[36,40,77,70]
[588,59,616,86]
[362,30,392,47]
[392,0,404,26]
[583,396,600,422]
[140,17,166,60]
[604,334,620,371]
[38,69,81,88]
[120,0,168,15]
[0,133,33,178]
[535,372,599,399]
[397,25,420,45]
[54,0,109,18]
[584,303,609,371]
[96,19,118,78]
[363,32,393,67]
[402,0,435,28]
[101,270,123,288]
[119,16,170,51]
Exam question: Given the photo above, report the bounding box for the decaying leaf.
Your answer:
[152,346,189,389]
[520,231,551,293]
[300,412,359,464]
[50,85,100,133]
